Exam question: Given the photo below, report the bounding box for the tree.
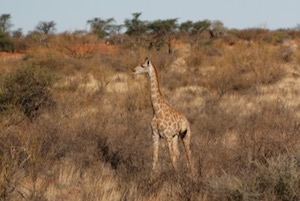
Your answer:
[148,19,178,34]
[35,21,56,34]
[209,20,226,38]
[179,20,194,33]
[0,14,13,33]
[0,14,14,52]
[180,20,211,34]
[124,12,148,36]
[87,17,119,38]
[192,20,211,34]
[147,19,178,53]
[180,20,211,44]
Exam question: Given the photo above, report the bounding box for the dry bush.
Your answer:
[185,42,222,71]
[0,80,123,200]
[275,45,295,63]
[97,44,177,74]
[238,100,299,163]
[186,47,204,68]
[11,37,30,53]
[288,29,300,40]
[98,47,142,72]
[222,33,239,46]
[232,28,272,43]
[186,45,217,68]
[209,153,300,201]
[52,32,102,59]
[204,42,284,96]
[1,33,300,201]
[194,96,300,200]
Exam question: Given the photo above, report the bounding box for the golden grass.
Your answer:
[0,33,299,200]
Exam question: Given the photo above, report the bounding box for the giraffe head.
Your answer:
[133,57,153,75]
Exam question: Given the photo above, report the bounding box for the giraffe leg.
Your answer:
[167,136,179,171]
[182,128,192,170]
[152,130,159,171]
[172,135,180,169]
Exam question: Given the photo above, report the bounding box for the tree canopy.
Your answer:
[0,14,13,33]
[87,17,122,38]
[124,12,148,36]
[148,18,178,34]
[35,21,56,34]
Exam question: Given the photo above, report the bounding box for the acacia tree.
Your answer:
[192,20,211,34]
[124,12,148,36]
[35,21,56,34]
[209,20,226,38]
[180,20,211,43]
[0,14,13,33]
[179,20,194,33]
[180,20,211,33]
[87,17,121,39]
[0,14,14,52]
[147,18,178,54]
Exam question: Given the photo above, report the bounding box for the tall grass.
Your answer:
[0,33,299,200]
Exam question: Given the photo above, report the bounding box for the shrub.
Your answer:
[276,45,294,62]
[11,37,29,53]
[233,28,272,43]
[0,31,14,52]
[0,65,55,118]
[209,154,300,201]
[204,43,284,96]
[272,31,291,44]
[54,32,100,59]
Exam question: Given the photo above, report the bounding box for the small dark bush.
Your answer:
[272,31,291,44]
[0,65,55,118]
[0,31,14,52]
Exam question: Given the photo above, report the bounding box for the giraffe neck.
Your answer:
[149,64,164,113]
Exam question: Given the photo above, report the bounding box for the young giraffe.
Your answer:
[133,57,192,171]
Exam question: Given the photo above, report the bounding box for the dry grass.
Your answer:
[0,32,299,201]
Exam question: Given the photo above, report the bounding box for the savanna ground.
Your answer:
[0,30,300,201]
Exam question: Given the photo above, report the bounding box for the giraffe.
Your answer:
[133,57,192,172]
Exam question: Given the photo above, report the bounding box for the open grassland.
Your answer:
[0,32,300,201]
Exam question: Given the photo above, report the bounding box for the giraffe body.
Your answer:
[133,58,192,171]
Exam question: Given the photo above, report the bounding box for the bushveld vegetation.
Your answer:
[0,13,300,201]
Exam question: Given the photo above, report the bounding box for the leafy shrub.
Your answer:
[0,65,55,118]
[272,31,291,44]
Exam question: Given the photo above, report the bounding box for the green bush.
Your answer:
[0,31,14,52]
[272,31,291,44]
[0,65,55,118]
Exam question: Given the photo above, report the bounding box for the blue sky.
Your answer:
[1,0,299,34]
